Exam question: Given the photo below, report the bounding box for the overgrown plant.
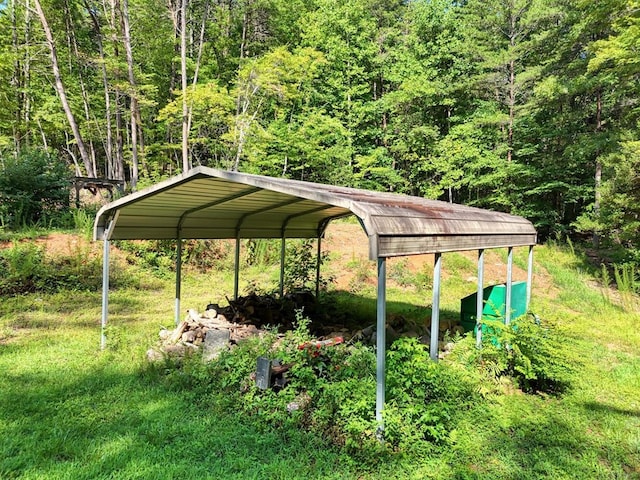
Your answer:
[384,337,479,450]
[284,240,331,293]
[454,316,576,394]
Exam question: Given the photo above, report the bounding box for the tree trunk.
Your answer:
[33,0,95,177]
[85,0,117,179]
[11,0,21,150]
[64,0,98,175]
[109,0,126,182]
[181,0,190,172]
[186,0,209,145]
[593,89,603,249]
[121,0,139,190]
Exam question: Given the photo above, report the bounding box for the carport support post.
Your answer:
[315,236,322,299]
[101,236,110,350]
[376,257,386,430]
[234,235,240,300]
[526,245,534,310]
[279,236,286,297]
[175,235,183,325]
[476,249,484,348]
[430,252,442,361]
[505,247,513,325]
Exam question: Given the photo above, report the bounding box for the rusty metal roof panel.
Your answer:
[94,167,536,256]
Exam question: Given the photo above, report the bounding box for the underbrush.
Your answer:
[146,312,575,458]
[0,242,137,295]
[449,316,578,395]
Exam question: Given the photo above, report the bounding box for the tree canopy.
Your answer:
[1,0,639,249]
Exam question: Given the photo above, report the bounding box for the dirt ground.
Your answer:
[322,221,555,296]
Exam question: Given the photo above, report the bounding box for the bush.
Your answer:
[116,239,233,276]
[0,149,71,228]
[284,239,332,293]
[451,315,576,394]
[384,337,479,450]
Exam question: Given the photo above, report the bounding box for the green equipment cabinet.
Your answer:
[460,281,527,332]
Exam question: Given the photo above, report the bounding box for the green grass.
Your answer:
[1,236,639,478]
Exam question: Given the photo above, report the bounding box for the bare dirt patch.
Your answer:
[323,221,554,293]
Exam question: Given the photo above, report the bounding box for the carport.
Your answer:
[94,166,537,425]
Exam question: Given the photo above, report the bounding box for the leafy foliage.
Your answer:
[0,241,135,295]
[384,337,479,450]
[0,149,70,228]
[452,316,577,394]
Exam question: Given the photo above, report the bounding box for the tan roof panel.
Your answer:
[94,167,536,258]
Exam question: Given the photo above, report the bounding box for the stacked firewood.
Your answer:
[146,307,266,363]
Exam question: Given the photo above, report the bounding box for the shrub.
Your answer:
[151,314,484,456]
[0,149,71,228]
[116,239,234,276]
[384,337,479,450]
[451,315,576,394]
[284,239,332,293]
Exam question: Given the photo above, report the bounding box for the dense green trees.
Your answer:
[0,0,638,251]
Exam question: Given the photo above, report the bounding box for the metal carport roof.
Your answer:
[94,166,537,433]
[94,166,536,258]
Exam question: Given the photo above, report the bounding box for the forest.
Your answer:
[0,0,639,251]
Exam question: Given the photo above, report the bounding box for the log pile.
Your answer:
[146,306,267,363]
[211,291,318,331]
[146,292,466,363]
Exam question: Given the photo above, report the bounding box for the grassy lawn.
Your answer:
[0,233,639,479]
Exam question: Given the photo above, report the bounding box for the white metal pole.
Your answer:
[430,253,442,361]
[279,236,286,297]
[315,236,322,298]
[505,247,513,325]
[175,236,182,325]
[376,257,387,429]
[476,249,484,348]
[234,235,240,300]
[100,236,110,350]
[526,245,534,310]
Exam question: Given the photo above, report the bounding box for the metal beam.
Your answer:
[101,235,110,350]
[177,186,261,230]
[430,253,442,361]
[279,235,286,297]
[505,247,513,325]
[376,257,387,428]
[476,249,484,348]
[175,235,183,325]
[99,217,117,350]
[526,245,534,310]
[234,234,241,300]
[281,204,334,232]
[235,197,306,232]
[315,235,322,298]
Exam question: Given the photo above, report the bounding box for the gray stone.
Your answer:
[202,328,230,362]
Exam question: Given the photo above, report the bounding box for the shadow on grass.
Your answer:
[0,363,356,480]
[448,403,620,479]
[320,289,461,330]
[583,400,640,418]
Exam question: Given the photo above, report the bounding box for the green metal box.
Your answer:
[460,281,527,332]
